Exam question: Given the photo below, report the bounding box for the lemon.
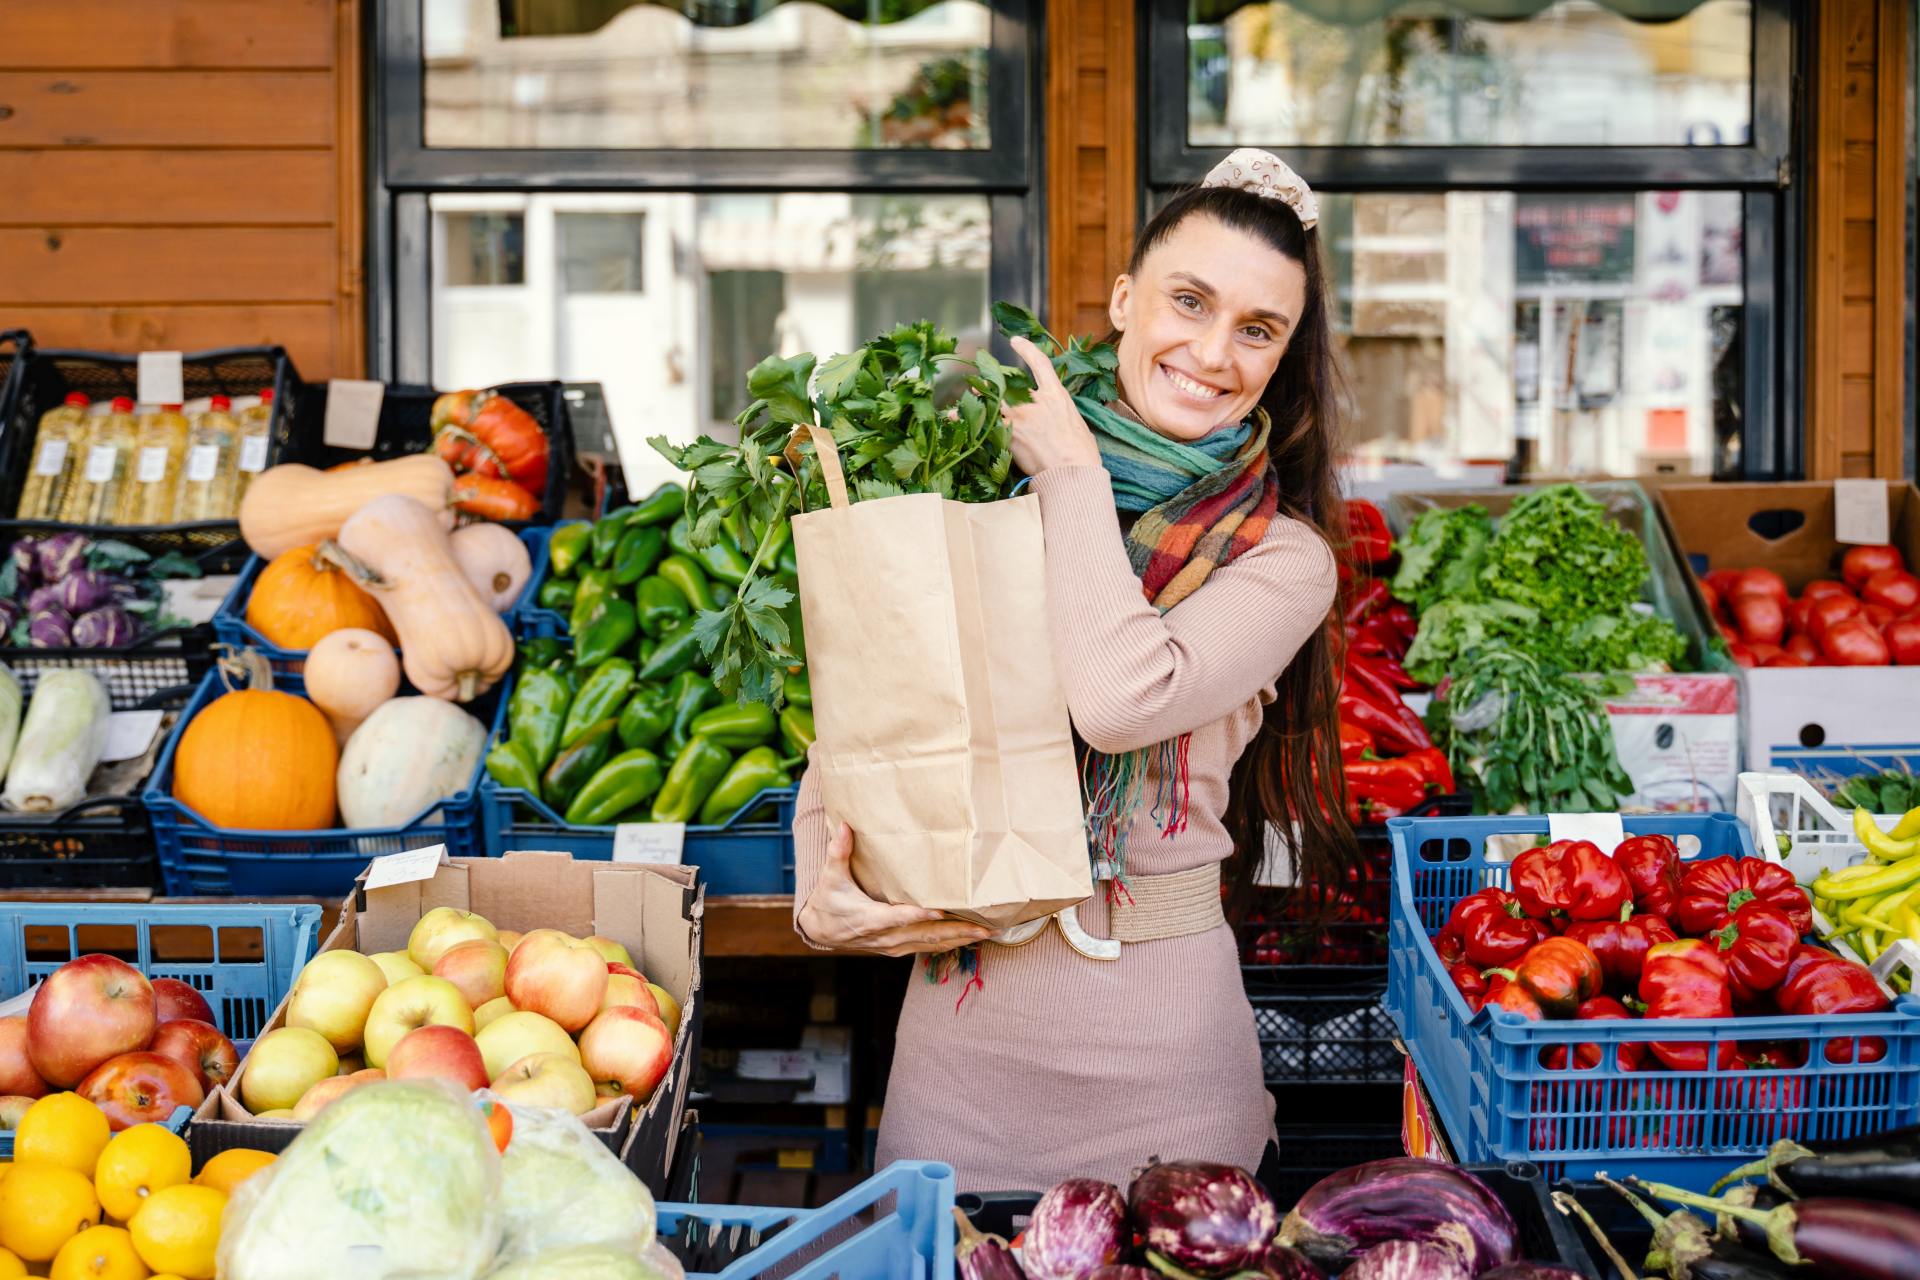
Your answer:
[0,1244,25,1278]
[51,1224,148,1280]
[190,1148,274,1197]
[93,1127,191,1223]
[127,1185,223,1280]
[0,1161,102,1262]
[14,1095,111,1177]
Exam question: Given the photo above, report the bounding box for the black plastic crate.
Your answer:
[0,346,301,550]
[1252,975,1401,1086]
[1265,1123,1407,1207]
[0,332,27,431]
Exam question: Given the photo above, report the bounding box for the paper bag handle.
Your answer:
[802,424,851,511]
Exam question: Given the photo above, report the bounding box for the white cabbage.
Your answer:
[483,1245,677,1280]
[491,1096,657,1263]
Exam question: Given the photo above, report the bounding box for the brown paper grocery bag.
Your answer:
[792,425,1092,930]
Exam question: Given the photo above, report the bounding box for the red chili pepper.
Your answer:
[1337,685,1431,756]
[1479,972,1545,1021]
[450,473,541,522]
[1542,995,1646,1071]
[1615,834,1683,921]
[1344,757,1426,810]
[1449,961,1490,1009]
[1639,939,1739,1071]
[1338,720,1375,762]
[1345,500,1393,567]
[1676,856,1813,935]
[1443,888,1550,969]
[1401,747,1455,794]
[1511,840,1633,922]
[1354,616,1409,660]
[1358,650,1420,690]
[1710,900,1800,1005]
[1511,936,1604,1017]
[1382,601,1418,648]
[1344,622,1386,656]
[1343,575,1390,624]
[1776,951,1891,1065]
[1563,912,1678,994]
[1345,655,1430,732]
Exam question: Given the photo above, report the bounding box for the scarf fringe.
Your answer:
[1083,732,1193,901]
[923,944,983,1011]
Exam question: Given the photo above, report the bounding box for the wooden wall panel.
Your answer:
[5,0,333,68]
[0,73,333,148]
[1046,0,1135,339]
[0,152,334,226]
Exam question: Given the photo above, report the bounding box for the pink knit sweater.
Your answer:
[792,464,1338,1191]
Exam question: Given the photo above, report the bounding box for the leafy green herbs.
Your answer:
[1391,505,1493,614]
[1833,768,1920,816]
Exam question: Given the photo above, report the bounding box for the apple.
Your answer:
[496,930,523,954]
[475,1010,578,1081]
[645,985,682,1039]
[79,1050,206,1130]
[239,1026,338,1114]
[148,1018,238,1093]
[433,940,508,1009]
[0,1016,50,1099]
[337,1051,366,1075]
[490,1052,597,1116]
[363,975,474,1068]
[577,1006,673,1102]
[600,966,660,1018]
[254,1108,299,1121]
[583,936,635,969]
[407,907,497,972]
[285,950,389,1053]
[0,1095,33,1129]
[369,951,425,985]
[290,1068,383,1122]
[150,977,216,1026]
[385,1024,488,1092]
[27,954,157,1088]
[504,930,608,1033]
[473,996,514,1031]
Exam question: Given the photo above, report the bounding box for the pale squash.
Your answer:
[320,496,514,703]
[173,654,337,829]
[246,544,397,650]
[305,628,401,745]
[449,523,532,613]
[336,696,486,828]
[239,456,455,559]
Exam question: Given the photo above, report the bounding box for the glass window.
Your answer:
[559,212,647,292]
[1188,0,1753,148]
[424,0,993,150]
[442,212,526,285]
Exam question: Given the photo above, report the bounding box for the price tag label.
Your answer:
[613,823,685,865]
[101,710,165,763]
[161,575,235,626]
[363,844,448,890]
[136,351,184,407]
[239,434,270,472]
[323,380,385,450]
[33,440,67,477]
[1548,812,1626,852]
[1833,479,1891,546]
[136,447,170,484]
[185,444,219,483]
[84,445,118,484]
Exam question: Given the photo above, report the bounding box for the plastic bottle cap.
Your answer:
[258,388,275,404]
[110,396,135,413]
[210,395,232,410]
[63,392,89,408]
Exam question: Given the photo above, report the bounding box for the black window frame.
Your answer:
[1142,0,1803,480]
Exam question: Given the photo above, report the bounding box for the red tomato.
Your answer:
[1862,570,1920,614]
[1764,653,1810,668]
[1728,642,1757,667]
[1802,580,1855,603]
[1716,620,1741,646]
[1843,545,1904,588]
[1785,633,1821,663]
[1746,642,1783,663]
[1864,602,1898,631]
[1705,569,1744,600]
[1887,618,1920,666]
[1735,568,1789,603]
[1731,592,1785,645]
[1786,598,1812,635]
[1821,616,1892,666]
[1807,593,1863,641]
[1697,579,1722,620]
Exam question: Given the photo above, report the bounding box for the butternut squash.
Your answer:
[239,456,455,559]
[336,696,486,828]
[320,496,514,702]
[305,628,401,744]
[449,522,532,612]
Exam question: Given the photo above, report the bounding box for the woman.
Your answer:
[791,148,1357,1191]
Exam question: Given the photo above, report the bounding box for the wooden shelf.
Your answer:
[708,895,809,957]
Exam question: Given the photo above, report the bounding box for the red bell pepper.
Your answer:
[1511,840,1633,922]
[1507,936,1604,1017]
[1346,653,1429,724]
[1675,856,1813,935]
[1381,601,1418,648]
[1353,616,1410,661]
[1449,961,1489,1009]
[1345,500,1393,567]
[1776,950,1891,1065]
[1615,834,1683,921]
[1401,747,1455,794]
[1343,576,1390,623]
[1443,888,1550,969]
[1479,972,1545,1021]
[1710,900,1799,1005]
[1338,721,1374,761]
[1639,938,1739,1072]
[1542,995,1646,1071]
[1344,757,1426,811]
[1433,927,1466,965]
[1564,912,1678,995]
[1714,1056,1809,1141]
[1337,684,1431,756]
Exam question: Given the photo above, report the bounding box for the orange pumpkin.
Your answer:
[245,544,396,650]
[173,688,339,829]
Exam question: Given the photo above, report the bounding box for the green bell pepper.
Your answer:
[781,670,812,708]
[569,566,615,638]
[667,514,697,560]
[573,597,638,669]
[616,684,674,750]
[699,747,792,826]
[656,555,714,613]
[547,521,592,578]
[542,719,617,816]
[630,482,686,527]
[664,671,720,757]
[565,748,665,825]
[561,658,635,748]
[484,738,543,799]
[635,576,690,639]
[652,737,732,824]
[590,506,637,567]
[535,578,577,612]
[611,524,666,587]
[779,705,815,757]
[518,636,566,673]
[510,667,573,772]
[638,622,703,682]
[693,535,751,587]
[689,701,776,749]
[637,635,658,665]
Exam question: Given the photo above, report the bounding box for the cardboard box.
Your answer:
[1657,481,1920,782]
[189,850,704,1192]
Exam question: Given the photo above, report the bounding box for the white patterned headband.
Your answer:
[1200,148,1318,230]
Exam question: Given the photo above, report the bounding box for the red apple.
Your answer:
[0,1095,33,1129]
[78,1050,205,1130]
[504,931,608,1033]
[149,977,216,1026]
[290,1068,383,1122]
[27,954,157,1088]
[0,1016,50,1099]
[148,1018,239,1093]
[433,940,508,1010]
[577,1006,673,1102]
[600,965,661,1018]
[384,1024,488,1092]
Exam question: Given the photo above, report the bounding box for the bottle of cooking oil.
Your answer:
[234,387,274,505]
[126,403,190,525]
[15,392,90,520]
[61,396,139,524]
[175,394,241,521]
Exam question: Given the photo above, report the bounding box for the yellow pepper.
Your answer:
[1823,858,1886,882]
[1894,805,1920,841]
[1861,930,1885,963]
[1855,806,1920,861]
[1899,904,1920,945]
[1864,884,1920,929]
[1815,850,1920,900]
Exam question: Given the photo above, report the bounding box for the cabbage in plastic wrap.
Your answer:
[489,1092,657,1263]
[483,1245,679,1280]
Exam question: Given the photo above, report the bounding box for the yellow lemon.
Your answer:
[0,1161,102,1262]
[14,1095,111,1177]
[0,1244,26,1278]
[93,1126,191,1223]
[50,1224,148,1280]
[189,1148,274,1197]
[127,1185,223,1280]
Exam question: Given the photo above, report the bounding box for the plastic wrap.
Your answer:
[490,1091,657,1263]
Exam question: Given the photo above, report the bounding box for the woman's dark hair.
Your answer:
[1108,183,1360,921]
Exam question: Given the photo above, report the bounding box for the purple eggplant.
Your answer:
[1025,1178,1127,1279]
[1633,1180,1920,1280]
[1337,1241,1469,1280]
[1085,1269,1155,1280]
[1129,1162,1278,1278]
[1476,1266,1585,1280]
[1277,1159,1517,1275]
[25,583,63,614]
[7,538,38,587]
[71,606,137,648]
[1251,1245,1327,1279]
[56,569,117,615]
[28,606,72,648]
[953,1209,1028,1280]
[33,531,88,582]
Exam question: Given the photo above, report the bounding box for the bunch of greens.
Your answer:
[1832,768,1920,817]
[1390,504,1493,614]
[649,303,1116,706]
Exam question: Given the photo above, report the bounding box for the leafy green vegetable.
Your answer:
[1834,768,1919,816]
[1478,484,1649,615]
[1390,505,1492,613]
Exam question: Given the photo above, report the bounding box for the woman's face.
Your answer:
[1108,213,1308,442]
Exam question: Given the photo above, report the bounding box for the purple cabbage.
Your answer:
[7,539,38,588]
[1338,1241,1469,1280]
[1129,1162,1278,1278]
[33,531,87,581]
[56,569,116,615]
[1277,1160,1518,1276]
[1025,1178,1128,1280]
[24,583,62,614]
[72,606,137,649]
[28,606,71,648]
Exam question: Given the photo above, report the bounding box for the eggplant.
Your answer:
[1634,1179,1920,1280]
[1476,1266,1584,1279]
[1086,1270,1155,1280]
[28,607,71,649]
[1129,1161,1278,1278]
[1712,1135,1920,1209]
[55,569,116,615]
[1336,1241,1468,1280]
[1277,1159,1517,1275]
[33,531,87,582]
[952,1208,1027,1280]
[1249,1245,1325,1279]
[1585,1176,1788,1280]
[70,606,136,649]
[1024,1178,1127,1279]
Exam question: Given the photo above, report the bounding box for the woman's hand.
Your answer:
[1004,335,1102,477]
[797,822,995,956]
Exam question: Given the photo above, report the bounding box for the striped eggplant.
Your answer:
[1476,1266,1585,1279]
[1025,1178,1128,1279]
[1085,1269,1155,1280]
[1128,1161,1278,1277]
[1337,1240,1469,1280]
[1276,1159,1517,1274]
[953,1208,1028,1280]
[1251,1244,1326,1278]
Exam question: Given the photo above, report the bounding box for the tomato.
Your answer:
[1716,620,1741,646]
[1785,633,1822,663]
[1735,567,1789,603]
[1705,569,1744,600]
[1764,653,1810,668]
[1697,579,1722,621]
[1806,593,1863,641]
[1862,569,1920,614]
[1821,616,1892,666]
[1886,617,1920,666]
[1731,592,1785,645]
[1785,598,1811,635]
[1842,544,1904,588]
[1746,642,1783,663]
[1802,579,1855,603]
[1863,602,1898,631]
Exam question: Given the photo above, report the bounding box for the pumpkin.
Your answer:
[320,496,514,702]
[336,696,486,828]
[239,456,455,559]
[172,653,337,829]
[449,523,532,613]
[245,544,397,650]
[305,628,400,744]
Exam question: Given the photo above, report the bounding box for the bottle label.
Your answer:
[186,444,220,484]
[33,440,68,476]
[239,435,270,473]
[85,445,118,484]
[137,446,170,484]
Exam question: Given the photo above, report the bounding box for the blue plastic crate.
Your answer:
[144,668,508,896]
[1385,811,1920,1191]
[656,1160,954,1280]
[0,901,319,1157]
[513,517,586,639]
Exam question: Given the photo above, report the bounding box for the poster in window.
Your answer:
[1515,195,1636,285]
